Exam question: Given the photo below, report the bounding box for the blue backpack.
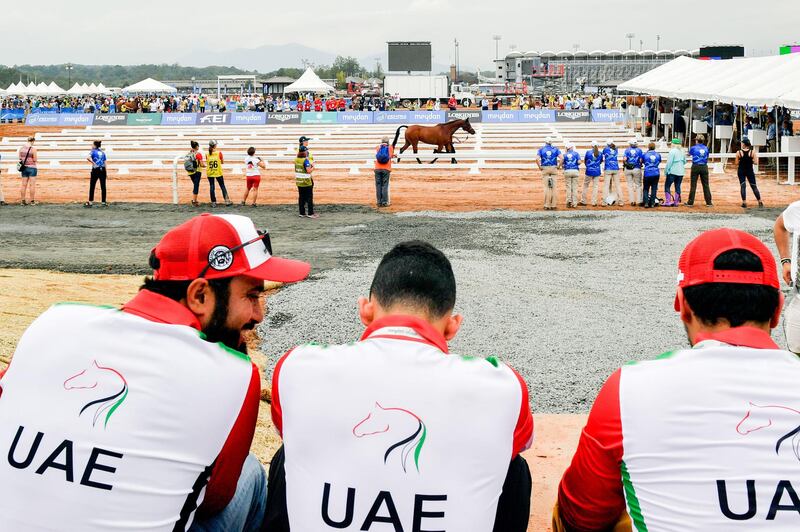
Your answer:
[376,144,391,164]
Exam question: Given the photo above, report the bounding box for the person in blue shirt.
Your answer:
[686,134,712,207]
[642,142,662,208]
[580,141,603,207]
[601,139,622,206]
[84,140,108,207]
[623,139,644,206]
[562,142,581,208]
[537,137,562,210]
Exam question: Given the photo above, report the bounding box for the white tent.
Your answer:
[618,54,800,108]
[35,82,49,95]
[283,68,334,94]
[87,83,98,93]
[122,77,177,94]
[95,83,111,95]
[67,83,84,95]
[47,81,64,95]
[6,82,19,93]
[80,83,90,92]
[24,82,37,95]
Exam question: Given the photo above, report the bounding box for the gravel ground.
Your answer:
[0,203,787,413]
[258,209,788,413]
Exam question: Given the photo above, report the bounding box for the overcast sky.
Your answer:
[1,0,797,70]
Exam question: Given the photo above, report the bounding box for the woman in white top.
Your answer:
[242,146,266,207]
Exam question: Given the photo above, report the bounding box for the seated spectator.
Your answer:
[555,228,796,531]
[265,241,534,532]
[0,214,311,531]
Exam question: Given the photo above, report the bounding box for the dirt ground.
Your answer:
[2,125,799,211]
[0,268,582,531]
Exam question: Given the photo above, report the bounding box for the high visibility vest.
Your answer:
[207,151,223,178]
[294,157,312,187]
[0,304,252,531]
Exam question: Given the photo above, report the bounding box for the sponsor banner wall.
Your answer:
[161,113,198,126]
[482,110,519,123]
[25,113,60,126]
[300,112,338,124]
[556,109,591,122]
[409,111,446,124]
[230,112,266,125]
[197,112,231,125]
[520,109,556,123]
[446,110,482,123]
[0,109,25,121]
[266,112,301,125]
[337,111,373,124]
[127,113,162,126]
[374,111,412,124]
[59,113,94,126]
[591,109,626,123]
[92,113,128,126]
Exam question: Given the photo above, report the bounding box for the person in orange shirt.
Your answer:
[374,136,394,207]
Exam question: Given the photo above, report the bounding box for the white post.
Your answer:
[172,156,180,204]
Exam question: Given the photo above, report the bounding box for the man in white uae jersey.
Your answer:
[555,228,799,531]
[265,241,534,532]
[0,213,310,532]
[773,201,800,353]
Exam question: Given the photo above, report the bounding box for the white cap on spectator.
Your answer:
[591,140,599,147]
[606,139,614,145]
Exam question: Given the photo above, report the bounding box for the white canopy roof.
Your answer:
[67,83,84,95]
[122,77,177,94]
[618,54,800,108]
[6,82,19,93]
[283,68,334,94]
[47,82,64,95]
[95,83,111,95]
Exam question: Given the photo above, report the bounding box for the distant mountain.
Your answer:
[178,43,338,73]
[179,43,456,75]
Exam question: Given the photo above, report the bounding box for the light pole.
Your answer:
[65,63,73,86]
[656,34,661,51]
[626,33,635,50]
[454,38,460,83]
[493,35,502,60]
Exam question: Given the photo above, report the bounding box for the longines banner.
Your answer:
[60,110,631,127]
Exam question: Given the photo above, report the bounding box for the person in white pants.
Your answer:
[601,140,623,206]
[774,200,800,353]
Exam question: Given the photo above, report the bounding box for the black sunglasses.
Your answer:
[198,230,272,278]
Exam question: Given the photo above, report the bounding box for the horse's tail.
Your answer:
[392,125,408,148]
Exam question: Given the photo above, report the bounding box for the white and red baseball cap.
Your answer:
[674,228,779,311]
[151,213,310,283]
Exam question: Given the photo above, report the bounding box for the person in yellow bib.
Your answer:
[294,146,317,218]
[207,140,232,207]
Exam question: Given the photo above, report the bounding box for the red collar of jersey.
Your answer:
[360,315,449,354]
[121,289,202,331]
[694,326,779,349]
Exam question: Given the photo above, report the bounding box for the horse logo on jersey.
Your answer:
[353,402,427,473]
[64,361,128,429]
[736,402,800,463]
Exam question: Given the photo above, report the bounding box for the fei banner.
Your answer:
[591,109,626,122]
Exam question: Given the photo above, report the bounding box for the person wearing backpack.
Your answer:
[374,136,394,207]
[184,141,205,207]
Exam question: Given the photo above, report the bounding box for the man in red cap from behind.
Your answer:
[0,213,310,532]
[554,228,799,531]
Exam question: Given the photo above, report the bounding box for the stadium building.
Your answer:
[495,49,701,92]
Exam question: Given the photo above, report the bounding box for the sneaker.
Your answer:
[84,202,92,208]
[758,201,764,208]
[298,214,306,217]
[741,202,747,208]
[211,202,217,208]
[101,202,108,207]
[307,213,319,219]
[29,200,37,206]
[578,202,587,206]
[705,203,714,207]
[0,201,6,206]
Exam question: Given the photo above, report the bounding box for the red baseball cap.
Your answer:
[674,228,779,311]
[151,213,310,283]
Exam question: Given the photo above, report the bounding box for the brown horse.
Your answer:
[392,118,476,164]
